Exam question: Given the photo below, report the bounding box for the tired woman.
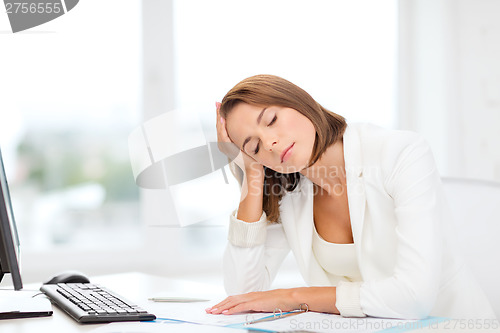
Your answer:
[206,74,495,320]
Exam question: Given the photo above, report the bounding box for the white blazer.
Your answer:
[223,123,496,320]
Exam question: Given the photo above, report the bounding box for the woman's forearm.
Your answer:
[236,164,265,222]
[207,286,340,315]
[290,287,339,314]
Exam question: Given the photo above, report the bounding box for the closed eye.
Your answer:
[254,142,260,155]
[253,115,276,154]
[268,115,277,126]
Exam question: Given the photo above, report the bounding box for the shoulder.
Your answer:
[345,123,433,178]
[347,122,424,149]
[347,122,428,158]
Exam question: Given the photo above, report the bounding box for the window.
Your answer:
[0,0,142,251]
[173,0,398,129]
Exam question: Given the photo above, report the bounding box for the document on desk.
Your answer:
[144,300,447,332]
[245,314,449,332]
[239,312,431,333]
[148,300,262,326]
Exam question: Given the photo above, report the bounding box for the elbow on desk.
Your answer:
[361,279,438,320]
[396,292,436,320]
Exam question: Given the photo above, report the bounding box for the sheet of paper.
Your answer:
[146,300,449,333]
[147,299,271,326]
[143,296,449,333]
[243,312,418,333]
[0,289,52,314]
[243,313,450,333]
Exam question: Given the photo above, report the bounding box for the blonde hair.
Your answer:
[219,74,346,223]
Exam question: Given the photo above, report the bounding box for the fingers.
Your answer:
[206,293,262,315]
[215,102,243,163]
[215,101,223,131]
[219,118,230,141]
[206,289,297,316]
[215,102,230,143]
[215,101,221,128]
[222,302,251,315]
[206,296,234,314]
[214,101,256,168]
[206,296,233,313]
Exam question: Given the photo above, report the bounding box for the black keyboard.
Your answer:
[40,283,156,323]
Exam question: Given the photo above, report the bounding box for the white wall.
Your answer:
[399,0,500,182]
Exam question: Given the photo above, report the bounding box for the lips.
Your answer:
[280,143,295,163]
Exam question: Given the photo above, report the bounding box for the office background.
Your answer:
[0,0,499,288]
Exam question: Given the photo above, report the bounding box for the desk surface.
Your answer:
[1,272,498,333]
[0,272,239,333]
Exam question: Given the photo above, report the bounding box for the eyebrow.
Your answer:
[242,107,267,152]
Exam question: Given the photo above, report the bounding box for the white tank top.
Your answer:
[312,225,362,282]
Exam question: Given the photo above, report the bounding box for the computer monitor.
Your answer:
[0,147,23,290]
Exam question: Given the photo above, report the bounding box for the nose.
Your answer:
[263,135,278,152]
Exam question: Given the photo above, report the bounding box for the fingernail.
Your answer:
[210,307,218,313]
[220,117,224,123]
[205,307,212,312]
[222,310,229,314]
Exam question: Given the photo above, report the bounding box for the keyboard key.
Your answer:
[78,304,92,312]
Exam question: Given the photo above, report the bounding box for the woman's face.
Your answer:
[225,102,316,174]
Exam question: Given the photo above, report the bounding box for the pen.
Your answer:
[148,297,210,303]
[245,303,309,325]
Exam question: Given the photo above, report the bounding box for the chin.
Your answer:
[267,164,302,175]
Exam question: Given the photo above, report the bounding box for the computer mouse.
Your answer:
[44,270,91,284]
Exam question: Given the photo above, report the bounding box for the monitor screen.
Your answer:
[0,147,23,290]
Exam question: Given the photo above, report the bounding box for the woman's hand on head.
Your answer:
[205,289,297,315]
[216,102,263,175]
[215,102,236,158]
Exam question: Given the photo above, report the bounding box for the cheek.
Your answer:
[253,155,277,170]
[254,154,270,165]
[298,120,316,144]
[283,115,311,134]
[306,124,316,145]
[284,118,315,146]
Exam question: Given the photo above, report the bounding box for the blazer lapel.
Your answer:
[280,178,314,276]
[281,178,332,285]
[280,124,367,285]
[343,125,367,263]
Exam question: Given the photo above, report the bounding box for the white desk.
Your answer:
[1,272,498,333]
[0,272,242,333]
